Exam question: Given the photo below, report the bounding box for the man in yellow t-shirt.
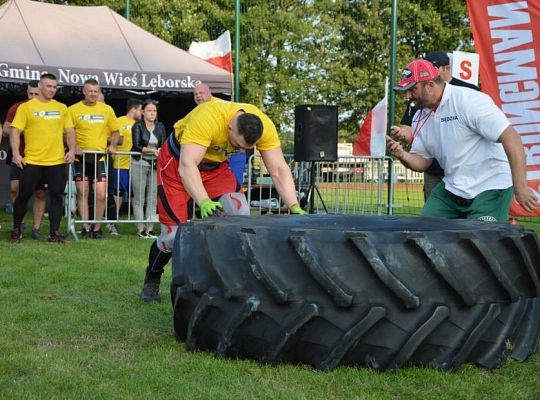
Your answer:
[191,83,247,184]
[192,82,212,105]
[69,78,120,239]
[3,80,47,239]
[140,99,306,303]
[112,98,143,214]
[9,73,76,243]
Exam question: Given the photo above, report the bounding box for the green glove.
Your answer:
[200,199,223,218]
[290,203,307,215]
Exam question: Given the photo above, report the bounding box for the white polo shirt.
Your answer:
[411,83,512,199]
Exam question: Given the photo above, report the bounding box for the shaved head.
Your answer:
[193,83,212,105]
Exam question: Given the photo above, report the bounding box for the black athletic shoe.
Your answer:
[31,229,42,240]
[48,231,66,243]
[140,280,161,303]
[81,228,92,239]
[10,227,22,244]
[92,229,104,240]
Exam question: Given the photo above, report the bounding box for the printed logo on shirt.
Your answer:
[440,115,458,123]
[78,114,105,123]
[477,215,497,222]
[209,145,241,157]
[33,111,61,120]
[122,125,132,131]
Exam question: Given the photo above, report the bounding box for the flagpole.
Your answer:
[234,0,241,102]
[388,0,397,130]
[377,77,389,215]
[387,0,398,215]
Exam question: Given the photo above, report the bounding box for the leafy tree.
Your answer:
[237,0,473,142]
[1,0,474,143]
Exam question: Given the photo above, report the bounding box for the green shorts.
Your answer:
[420,182,514,222]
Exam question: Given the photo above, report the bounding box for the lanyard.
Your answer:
[410,84,446,144]
[411,109,434,144]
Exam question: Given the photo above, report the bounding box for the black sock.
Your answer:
[147,240,172,275]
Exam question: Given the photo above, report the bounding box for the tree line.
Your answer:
[5,0,473,148]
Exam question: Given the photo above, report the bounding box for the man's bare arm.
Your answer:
[499,126,539,213]
[179,143,210,205]
[260,147,300,209]
[108,130,121,153]
[386,136,432,172]
[2,121,11,138]
[10,127,24,168]
[64,127,77,164]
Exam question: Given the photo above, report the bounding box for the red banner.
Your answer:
[467,0,540,216]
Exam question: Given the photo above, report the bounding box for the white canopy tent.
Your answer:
[0,0,235,205]
[0,0,232,93]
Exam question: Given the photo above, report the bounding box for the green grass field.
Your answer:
[0,210,539,400]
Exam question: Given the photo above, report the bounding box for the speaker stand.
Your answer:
[307,161,328,214]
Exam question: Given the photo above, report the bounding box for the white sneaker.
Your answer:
[107,223,120,236]
[145,231,157,239]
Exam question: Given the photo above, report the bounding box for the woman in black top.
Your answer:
[131,100,166,238]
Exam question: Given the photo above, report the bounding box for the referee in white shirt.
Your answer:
[387,59,538,221]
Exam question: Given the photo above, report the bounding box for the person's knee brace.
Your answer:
[218,192,250,216]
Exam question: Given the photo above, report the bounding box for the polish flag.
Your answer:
[188,31,233,73]
[353,96,387,157]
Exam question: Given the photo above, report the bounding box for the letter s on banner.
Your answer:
[451,51,479,86]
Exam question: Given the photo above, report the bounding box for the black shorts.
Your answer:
[10,164,48,190]
[73,159,107,182]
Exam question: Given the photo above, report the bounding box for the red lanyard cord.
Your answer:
[410,109,434,145]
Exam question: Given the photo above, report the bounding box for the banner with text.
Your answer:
[467,0,540,216]
[0,61,232,93]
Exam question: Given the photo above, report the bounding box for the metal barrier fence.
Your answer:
[66,151,540,237]
[66,150,158,240]
[65,151,429,240]
[245,154,425,216]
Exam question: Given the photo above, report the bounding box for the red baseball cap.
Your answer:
[394,59,440,91]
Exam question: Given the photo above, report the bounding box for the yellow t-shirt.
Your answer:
[69,101,119,152]
[173,101,280,163]
[113,115,136,169]
[11,98,73,166]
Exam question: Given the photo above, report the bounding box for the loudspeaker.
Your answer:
[294,104,338,162]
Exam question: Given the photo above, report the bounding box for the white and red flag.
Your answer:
[353,96,387,157]
[188,31,233,73]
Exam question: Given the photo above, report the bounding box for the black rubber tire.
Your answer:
[171,215,540,370]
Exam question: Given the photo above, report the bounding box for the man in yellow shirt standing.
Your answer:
[140,100,307,302]
[69,79,120,239]
[192,83,247,185]
[10,73,76,243]
[111,98,143,230]
[3,80,47,239]
[192,82,212,104]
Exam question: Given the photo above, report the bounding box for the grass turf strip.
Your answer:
[0,211,538,399]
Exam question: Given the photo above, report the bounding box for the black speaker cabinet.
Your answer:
[294,104,338,162]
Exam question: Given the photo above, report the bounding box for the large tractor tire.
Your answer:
[171,215,540,371]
